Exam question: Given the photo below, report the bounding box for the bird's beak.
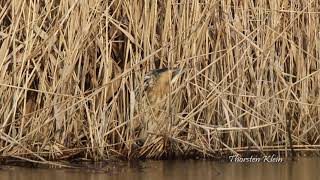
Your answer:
[171,68,184,83]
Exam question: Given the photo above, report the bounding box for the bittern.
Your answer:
[143,67,183,103]
[136,67,184,145]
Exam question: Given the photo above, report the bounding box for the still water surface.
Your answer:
[1,157,320,180]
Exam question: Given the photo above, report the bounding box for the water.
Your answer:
[1,158,320,180]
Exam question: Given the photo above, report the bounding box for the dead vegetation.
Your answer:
[0,0,320,163]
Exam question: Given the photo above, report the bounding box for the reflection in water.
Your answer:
[1,158,320,180]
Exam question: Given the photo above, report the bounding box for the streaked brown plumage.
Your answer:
[143,68,182,103]
[136,67,184,145]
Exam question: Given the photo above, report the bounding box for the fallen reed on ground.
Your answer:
[0,0,320,162]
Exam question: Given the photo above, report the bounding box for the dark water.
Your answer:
[1,157,320,180]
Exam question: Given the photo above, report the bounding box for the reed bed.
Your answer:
[0,0,320,162]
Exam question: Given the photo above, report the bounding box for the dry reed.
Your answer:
[0,0,320,162]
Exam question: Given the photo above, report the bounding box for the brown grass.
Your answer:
[0,0,320,163]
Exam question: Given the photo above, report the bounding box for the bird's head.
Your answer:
[143,67,184,102]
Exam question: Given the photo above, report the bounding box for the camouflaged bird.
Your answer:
[136,67,184,146]
[143,68,183,103]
